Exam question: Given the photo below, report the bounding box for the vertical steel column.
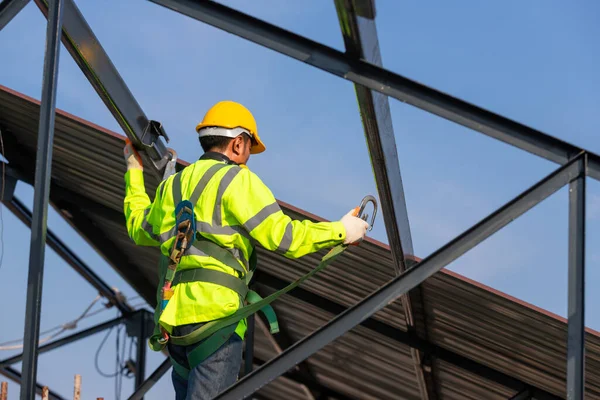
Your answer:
[20,0,64,398]
[243,314,255,378]
[135,312,148,395]
[567,155,586,400]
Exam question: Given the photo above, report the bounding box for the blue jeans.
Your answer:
[168,329,243,400]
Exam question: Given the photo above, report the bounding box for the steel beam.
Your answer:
[333,1,436,398]
[254,288,318,400]
[0,0,29,30]
[214,154,584,399]
[0,366,67,400]
[254,273,560,400]
[149,0,600,182]
[134,311,150,395]
[127,359,171,400]
[509,388,532,400]
[0,316,127,367]
[20,0,64,397]
[3,195,133,314]
[32,0,171,172]
[242,314,255,378]
[567,156,586,400]
[253,357,354,400]
[0,141,156,306]
[52,199,156,304]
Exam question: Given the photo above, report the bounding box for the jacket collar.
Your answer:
[200,151,238,165]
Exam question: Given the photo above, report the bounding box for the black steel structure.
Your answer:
[20,0,64,397]
[0,0,595,399]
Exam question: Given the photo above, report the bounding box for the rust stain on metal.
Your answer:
[1,381,7,400]
[73,374,81,400]
[42,386,49,400]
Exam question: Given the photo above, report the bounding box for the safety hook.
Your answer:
[356,195,377,231]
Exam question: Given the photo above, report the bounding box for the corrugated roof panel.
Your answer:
[434,360,514,400]
[422,271,600,399]
[4,84,600,398]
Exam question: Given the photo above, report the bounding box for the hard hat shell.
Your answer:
[196,101,265,154]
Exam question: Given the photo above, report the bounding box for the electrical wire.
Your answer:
[94,325,119,378]
[0,300,147,349]
[0,294,102,350]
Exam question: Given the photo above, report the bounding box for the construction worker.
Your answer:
[122,100,369,400]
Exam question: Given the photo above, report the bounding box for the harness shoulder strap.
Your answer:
[172,171,183,205]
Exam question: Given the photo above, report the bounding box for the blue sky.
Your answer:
[1,0,599,398]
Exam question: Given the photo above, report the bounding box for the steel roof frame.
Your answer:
[0,0,591,399]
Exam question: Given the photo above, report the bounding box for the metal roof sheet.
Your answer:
[1,84,599,399]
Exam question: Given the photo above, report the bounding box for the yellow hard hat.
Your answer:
[196,101,266,154]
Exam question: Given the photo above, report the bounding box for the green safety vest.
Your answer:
[124,152,348,375]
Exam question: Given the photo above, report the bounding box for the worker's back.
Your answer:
[152,156,254,337]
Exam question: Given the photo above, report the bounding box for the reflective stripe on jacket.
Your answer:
[123,152,346,339]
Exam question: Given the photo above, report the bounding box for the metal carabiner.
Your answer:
[356,195,377,231]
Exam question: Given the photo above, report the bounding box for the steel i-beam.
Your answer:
[20,0,64,397]
[567,155,586,399]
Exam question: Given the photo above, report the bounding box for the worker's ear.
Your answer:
[231,135,245,155]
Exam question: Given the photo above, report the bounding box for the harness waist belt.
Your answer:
[173,268,249,299]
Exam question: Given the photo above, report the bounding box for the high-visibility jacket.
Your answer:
[124,152,346,341]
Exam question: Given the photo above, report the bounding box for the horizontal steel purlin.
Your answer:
[149,0,600,182]
[0,316,127,368]
[0,366,67,400]
[214,154,585,399]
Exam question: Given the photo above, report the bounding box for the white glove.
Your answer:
[123,139,143,171]
[340,208,369,245]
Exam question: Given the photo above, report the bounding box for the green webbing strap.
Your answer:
[186,323,238,371]
[170,356,190,380]
[172,172,182,205]
[192,240,247,278]
[169,244,347,347]
[173,268,249,299]
[247,290,278,333]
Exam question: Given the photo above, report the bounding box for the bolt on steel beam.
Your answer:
[20,0,64,398]
[567,154,587,400]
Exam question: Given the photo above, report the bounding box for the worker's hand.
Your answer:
[123,139,143,171]
[340,208,369,245]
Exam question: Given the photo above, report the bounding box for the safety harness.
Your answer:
[148,161,377,379]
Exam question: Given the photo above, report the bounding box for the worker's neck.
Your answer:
[202,150,239,165]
